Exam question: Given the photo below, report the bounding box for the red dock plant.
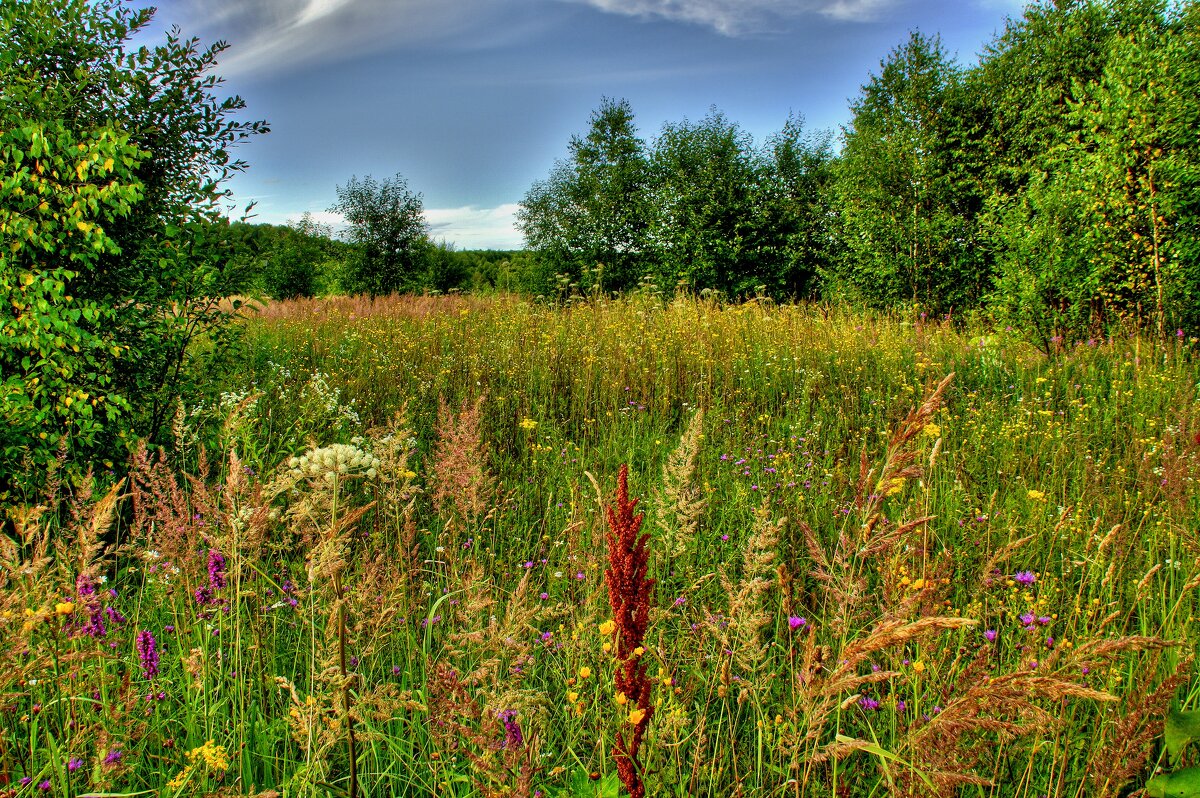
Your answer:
[603,465,655,798]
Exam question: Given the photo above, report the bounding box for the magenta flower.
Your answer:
[984,629,997,642]
[208,549,227,591]
[68,757,84,772]
[136,630,159,679]
[1014,571,1036,586]
[787,616,808,631]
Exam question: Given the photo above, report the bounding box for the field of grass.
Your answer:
[3,293,1200,797]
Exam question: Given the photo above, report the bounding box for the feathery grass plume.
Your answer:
[1087,653,1194,796]
[431,394,494,531]
[429,664,540,798]
[653,409,706,559]
[604,464,655,798]
[718,504,783,679]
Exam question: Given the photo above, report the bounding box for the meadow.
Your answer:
[3,294,1199,797]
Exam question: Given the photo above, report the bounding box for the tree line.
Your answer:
[516,0,1200,344]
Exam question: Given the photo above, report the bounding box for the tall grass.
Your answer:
[2,294,1198,797]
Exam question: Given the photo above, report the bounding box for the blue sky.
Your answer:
[151,0,1026,248]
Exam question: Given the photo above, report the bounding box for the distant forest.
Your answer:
[233,0,1198,344]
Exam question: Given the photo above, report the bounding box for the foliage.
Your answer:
[330,172,430,296]
[830,32,985,312]
[0,0,267,492]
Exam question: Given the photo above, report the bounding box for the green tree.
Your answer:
[831,32,979,311]
[517,97,651,294]
[1,0,266,491]
[646,109,764,296]
[330,173,429,296]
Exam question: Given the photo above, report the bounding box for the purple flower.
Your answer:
[1014,571,1036,586]
[497,709,524,749]
[1019,612,1035,626]
[984,629,997,642]
[194,585,214,606]
[858,696,880,711]
[38,780,51,791]
[787,616,807,631]
[208,549,227,591]
[1037,616,1052,625]
[135,630,159,679]
[392,665,402,675]
[539,592,549,601]
[674,597,686,607]
[104,748,122,765]
[19,778,32,787]
[68,757,84,772]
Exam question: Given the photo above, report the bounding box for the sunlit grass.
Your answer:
[3,294,1198,797]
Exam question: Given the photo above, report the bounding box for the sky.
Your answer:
[148,0,1028,249]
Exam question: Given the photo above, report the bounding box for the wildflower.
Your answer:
[627,708,647,725]
[136,629,159,679]
[498,709,523,748]
[858,696,880,711]
[567,691,579,703]
[1026,490,1046,502]
[1014,571,1036,586]
[599,620,615,635]
[19,778,31,787]
[39,780,51,791]
[207,549,227,591]
[787,616,807,631]
[633,646,644,657]
[104,748,122,765]
[984,629,997,642]
[68,757,84,772]
[1020,612,1036,627]
[912,661,926,674]
[539,592,549,600]
[55,601,75,615]
[519,418,537,430]
[579,667,592,680]
[615,691,627,705]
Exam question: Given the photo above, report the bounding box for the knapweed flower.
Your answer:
[68,757,84,772]
[38,780,51,791]
[1014,571,1036,586]
[136,629,159,679]
[104,748,122,765]
[787,616,807,631]
[984,629,998,642]
[858,696,880,711]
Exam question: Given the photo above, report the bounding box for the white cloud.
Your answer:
[426,204,524,250]
[164,0,515,78]
[560,0,897,34]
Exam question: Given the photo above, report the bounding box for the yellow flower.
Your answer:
[923,423,941,439]
[599,620,615,635]
[602,642,612,654]
[579,667,592,680]
[55,602,75,615]
[519,418,537,430]
[615,692,628,705]
[912,661,926,674]
[567,691,579,703]
[633,646,645,657]
[627,708,646,725]
[1027,489,1046,502]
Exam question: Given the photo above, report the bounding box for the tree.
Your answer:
[646,109,758,294]
[517,98,651,294]
[330,173,429,296]
[1,0,267,493]
[830,32,980,311]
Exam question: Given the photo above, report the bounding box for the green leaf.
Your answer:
[1145,768,1200,798]
[1167,710,1200,766]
